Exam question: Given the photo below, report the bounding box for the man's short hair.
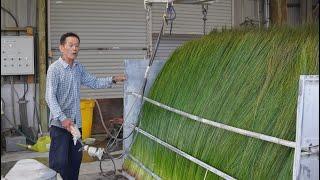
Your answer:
[60,32,80,45]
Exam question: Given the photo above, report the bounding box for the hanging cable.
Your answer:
[123,1,177,156]
[99,151,117,176]
[23,76,29,99]
[95,99,134,142]
[202,4,208,35]
[95,2,178,174]
[140,1,176,103]
[1,6,18,27]
[98,1,179,164]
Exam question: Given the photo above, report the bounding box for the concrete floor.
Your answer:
[1,150,133,180]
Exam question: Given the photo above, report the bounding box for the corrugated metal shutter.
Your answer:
[1,0,36,29]
[287,0,301,26]
[151,1,232,61]
[153,34,202,60]
[49,0,146,99]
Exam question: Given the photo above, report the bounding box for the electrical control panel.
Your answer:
[1,36,35,75]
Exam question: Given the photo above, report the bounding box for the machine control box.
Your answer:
[1,36,34,75]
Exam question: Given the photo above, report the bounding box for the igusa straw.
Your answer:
[123,25,319,179]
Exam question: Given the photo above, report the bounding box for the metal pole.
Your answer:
[131,92,296,148]
[134,127,237,180]
[264,0,270,28]
[146,3,153,60]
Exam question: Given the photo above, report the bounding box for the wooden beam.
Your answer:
[37,0,48,132]
[1,27,28,31]
[270,0,288,25]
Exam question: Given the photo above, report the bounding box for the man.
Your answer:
[45,32,125,180]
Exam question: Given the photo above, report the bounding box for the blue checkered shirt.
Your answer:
[45,57,113,129]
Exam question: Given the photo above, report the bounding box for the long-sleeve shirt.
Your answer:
[45,57,114,129]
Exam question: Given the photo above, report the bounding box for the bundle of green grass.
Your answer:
[123,25,319,179]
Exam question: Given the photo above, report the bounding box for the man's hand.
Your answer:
[112,75,126,83]
[61,118,74,132]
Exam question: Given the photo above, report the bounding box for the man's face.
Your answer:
[60,36,80,61]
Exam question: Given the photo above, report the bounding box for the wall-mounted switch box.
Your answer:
[1,36,34,75]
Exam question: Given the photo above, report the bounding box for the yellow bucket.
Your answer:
[80,99,95,140]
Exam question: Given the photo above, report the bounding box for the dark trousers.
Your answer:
[49,126,83,180]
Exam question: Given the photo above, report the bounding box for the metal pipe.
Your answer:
[264,0,270,28]
[18,98,30,136]
[127,154,161,180]
[134,126,237,180]
[146,3,153,59]
[131,92,296,148]
[10,76,17,127]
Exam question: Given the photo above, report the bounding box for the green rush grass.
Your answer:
[123,25,319,180]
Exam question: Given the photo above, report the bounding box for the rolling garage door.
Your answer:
[49,0,147,99]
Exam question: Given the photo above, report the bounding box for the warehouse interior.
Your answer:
[1,0,319,179]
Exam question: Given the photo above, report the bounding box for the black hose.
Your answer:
[23,76,29,99]
[103,5,171,162]
[95,99,134,143]
[99,152,117,176]
[99,4,176,171]
[1,6,18,27]
[102,19,167,161]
